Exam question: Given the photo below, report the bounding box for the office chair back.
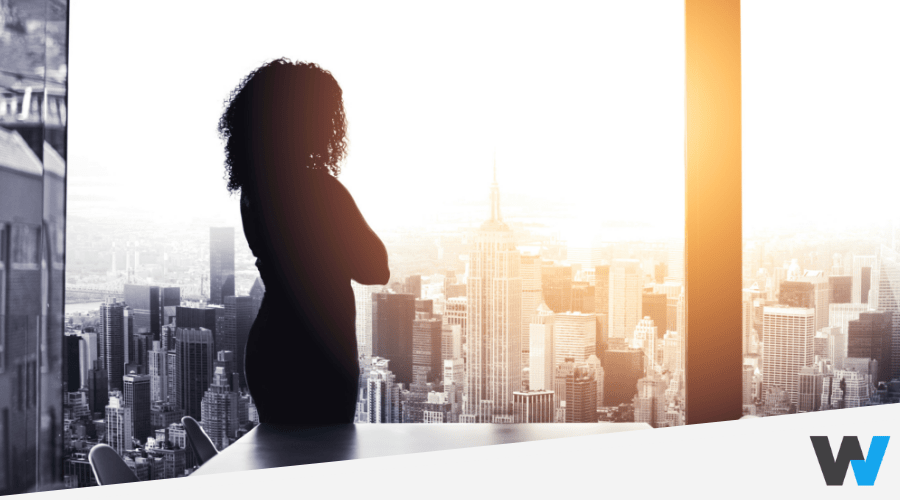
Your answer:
[88,444,140,485]
[182,416,219,466]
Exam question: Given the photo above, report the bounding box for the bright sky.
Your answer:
[67,1,685,240]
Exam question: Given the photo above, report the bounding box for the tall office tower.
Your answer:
[872,245,900,379]
[663,330,684,374]
[78,331,99,391]
[828,302,869,368]
[571,282,595,313]
[529,302,555,391]
[123,374,152,443]
[444,296,467,344]
[632,317,659,371]
[441,324,463,362]
[442,358,465,422]
[800,274,832,331]
[160,324,175,352]
[742,365,755,407]
[124,284,161,338]
[148,341,167,404]
[403,275,422,299]
[821,326,846,370]
[652,280,681,332]
[668,240,685,283]
[852,255,877,304]
[770,266,788,303]
[554,360,597,423]
[641,293,667,340]
[176,305,223,350]
[413,315,442,383]
[100,299,127,393]
[829,276,852,304]
[609,259,642,343]
[634,373,668,428]
[87,361,108,417]
[797,366,824,413]
[65,334,81,392]
[813,331,829,361]
[366,358,398,423]
[762,386,791,417]
[105,392,134,456]
[654,262,668,284]
[130,333,152,373]
[594,264,611,317]
[213,351,237,391]
[200,366,240,451]
[762,306,815,407]
[603,348,644,406]
[352,281,376,358]
[520,252,543,365]
[586,355,605,408]
[541,263,572,314]
[552,312,597,367]
[209,227,235,305]
[742,298,755,357]
[371,292,416,386]
[512,390,554,423]
[175,328,214,420]
[166,351,177,404]
[847,311,893,383]
[223,296,252,389]
[463,166,522,423]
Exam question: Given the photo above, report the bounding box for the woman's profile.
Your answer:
[218,59,389,425]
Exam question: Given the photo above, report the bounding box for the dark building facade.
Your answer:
[413,315,443,383]
[372,293,416,386]
[175,305,223,349]
[829,276,852,304]
[571,282,595,313]
[124,374,152,443]
[65,334,81,392]
[175,328,214,420]
[223,296,253,390]
[100,300,127,393]
[404,275,422,299]
[603,348,644,407]
[778,281,815,309]
[641,292,668,338]
[209,227,235,305]
[124,284,160,338]
[542,263,573,313]
[848,311,893,383]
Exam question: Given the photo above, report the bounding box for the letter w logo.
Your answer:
[810,436,890,486]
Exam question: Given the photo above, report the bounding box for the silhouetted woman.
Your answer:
[219,59,389,425]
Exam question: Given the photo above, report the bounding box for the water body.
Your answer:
[65,301,103,315]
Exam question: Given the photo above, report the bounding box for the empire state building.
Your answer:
[462,165,522,423]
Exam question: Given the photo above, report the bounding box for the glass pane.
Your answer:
[743,1,900,416]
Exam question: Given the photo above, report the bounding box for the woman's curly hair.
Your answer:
[218,58,348,194]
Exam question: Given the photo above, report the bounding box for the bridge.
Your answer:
[65,285,124,301]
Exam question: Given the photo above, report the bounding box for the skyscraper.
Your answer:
[641,293,667,339]
[209,227,235,305]
[634,373,668,427]
[541,263,572,314]
[852,255,876,305]
[366,358,398,423]
[148,341,167,404]
[552,311,596,367]
[872,245,900,380]
[105,392,133,456]
[351,281,377,358]
[412,315,443,383]
[609,259,642,342]
[797,366,823,413]
[594,265,610,316]
[200,366,240,451]
[123,284,160,337]
[847,311,893,383]
[223,296,253,389]
[554,360,597,423]
[463,166,522,423]
[529,302,555,392]
[829,276,852,304]
[512,390,554,423]
[520,253,543,366]
[100,299,127,393]
[762,306,815,407]
[371,292,416,386]
[603,348,644,407]
[175,328,214,420]
[123,374,152,443]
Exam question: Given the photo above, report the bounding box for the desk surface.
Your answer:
[192,423,651,476]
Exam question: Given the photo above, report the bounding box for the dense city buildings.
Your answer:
[641,292,667,339]
[609,259,642,342]
[201,366,241,450]
[209,227,236,305]
[223,295,253,389]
